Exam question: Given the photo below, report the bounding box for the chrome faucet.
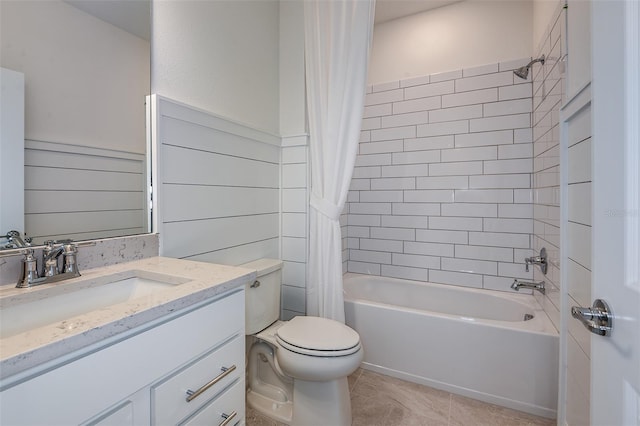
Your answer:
[4,230,31,249]
[524,247,547,274]
[511,279,546,295]
[16,241,81,288]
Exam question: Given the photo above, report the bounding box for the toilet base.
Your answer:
[292,377,352,426]
[247,387,293,424]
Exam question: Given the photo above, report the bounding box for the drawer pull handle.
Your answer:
[219,410,238,426]
[185,365,236,402]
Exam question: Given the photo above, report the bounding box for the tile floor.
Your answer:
[246,368,556,426]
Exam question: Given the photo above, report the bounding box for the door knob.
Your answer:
[571,299,613,336]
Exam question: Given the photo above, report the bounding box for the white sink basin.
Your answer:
[0,271,191,339]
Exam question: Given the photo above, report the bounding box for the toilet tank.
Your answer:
[240,258,283,335]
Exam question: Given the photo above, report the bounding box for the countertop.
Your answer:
[0,257,255,382]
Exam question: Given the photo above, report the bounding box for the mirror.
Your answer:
[0,0,151,247]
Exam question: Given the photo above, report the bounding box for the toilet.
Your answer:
[241,258,363,426]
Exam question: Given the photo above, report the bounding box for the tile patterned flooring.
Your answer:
[246,368,556,426]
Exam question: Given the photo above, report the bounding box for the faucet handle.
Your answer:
[62,244,81,277]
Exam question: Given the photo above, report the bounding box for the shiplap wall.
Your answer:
[24,140,147,243]
[152,96,280,265]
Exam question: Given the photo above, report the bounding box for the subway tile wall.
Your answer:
[345,59,537,290]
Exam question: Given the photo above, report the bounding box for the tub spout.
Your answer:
[511,279,546,295]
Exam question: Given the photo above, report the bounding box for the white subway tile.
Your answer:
[429,105,483,123]
[429,270,483,288]
[363,103,393,118]
[282,164,307,188]
[360,131,371,143]
[365,88,404,106]
[405,135,455,151]
[568,182,591,226]
[469,174,531,189]
[371,227,415,241]
[371,127,416,142]
[416,176,469,189]
[347,237,359,249]
[482,275,516,292]
[282,237,306,262]
[348,261,381,275]
[360,190,404,202]
[568,139,592,183]
[514,128,533,143]
[360,238,403,253]
[567,221,591,270]
[382,164,429,177]
[455,244,513,262]
[371,177,416,190]
[355,153,392,167]
[484,99,533,117]
[454,130,513,147]
[381,265,429,281]
[359,140,404,155]
[498,143,533,159]
[392,150,441,165]
[514,189,534,203]
[282,213,306,237]
[454,189,513,203]
[499,83,533,101]
[282,261,306,287]
[442,88,498,108]
[282,146,307,164]
[429,161,483,176]
[349,202,392,215]
[417,120,469,137]
[381,111,428,128]
[499,203,533,218]
[404,190,455,203]
[282,188,307,213]
[483,158,533,174]
[498,262,533,280]
[393,96,441,114]
[468,231,530,248]
[463,63,499,77]
[430,69,463,82]
[441,146,497,162]
[429,216,483,231]
[404,241,454,257]
[399,74,430,88]
[282,285,306,312]
[361,117,381,130]
[469,114,531,132]
[348,214,381,227]
[484,218,533,233]
[382,215,428,228]
[442,203,497,217]
[392,253,440,269]
[442,257,497,275]
[350,249,392,264]
[281,309,304,321]
[348,226,370,238]
[405,80,455,100]
[392,203,441,216]
[352,166,381,178]
[372,80,400,92]
[455,72,514,92]
[416,229,468,244]
[350,178,371,191]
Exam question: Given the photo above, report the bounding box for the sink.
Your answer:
[0,271,191,339]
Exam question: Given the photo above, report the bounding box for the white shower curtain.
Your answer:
[304,0,375,322]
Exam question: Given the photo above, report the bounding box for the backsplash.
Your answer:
[345,60,536,291]
[0,233,159,287]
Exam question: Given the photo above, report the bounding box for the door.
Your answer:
[590,0,640,424]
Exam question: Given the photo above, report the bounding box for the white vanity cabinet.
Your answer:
[0,288,246,426]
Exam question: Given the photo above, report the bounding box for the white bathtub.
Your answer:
[343,273,559,418]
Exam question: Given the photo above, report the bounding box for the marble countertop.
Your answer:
[0,257,255,382]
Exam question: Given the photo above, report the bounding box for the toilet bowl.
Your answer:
[241,259,363,426]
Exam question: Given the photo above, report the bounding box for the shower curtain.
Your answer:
[304,0,375,322]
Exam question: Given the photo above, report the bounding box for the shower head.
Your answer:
[513,55,545,80]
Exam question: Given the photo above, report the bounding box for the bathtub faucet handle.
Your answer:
[524,247,547,275]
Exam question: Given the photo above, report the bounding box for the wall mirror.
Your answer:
[0,0,151,248]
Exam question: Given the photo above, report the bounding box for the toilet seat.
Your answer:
[275,316,361,357]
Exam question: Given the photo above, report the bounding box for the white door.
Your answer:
[590,0,640,424]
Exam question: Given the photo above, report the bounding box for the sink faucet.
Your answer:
[16,241,81,288]
[511,279,546,295]
[4,230,31,249]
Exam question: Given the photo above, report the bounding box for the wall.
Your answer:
[152,0,280,135]
[368,0,532,84]
[346,61,536,289]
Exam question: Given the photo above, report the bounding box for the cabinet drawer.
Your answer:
[181,379,245,426]
[152,335,243,424]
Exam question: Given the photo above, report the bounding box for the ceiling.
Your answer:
[375,0,464,24]
[64,0,150,41]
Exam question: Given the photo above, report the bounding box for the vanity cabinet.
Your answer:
[0,288,245,426]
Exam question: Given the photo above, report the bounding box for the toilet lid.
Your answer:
[276,316,361,356]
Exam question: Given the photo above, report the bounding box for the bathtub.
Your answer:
[343,273,559,418]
